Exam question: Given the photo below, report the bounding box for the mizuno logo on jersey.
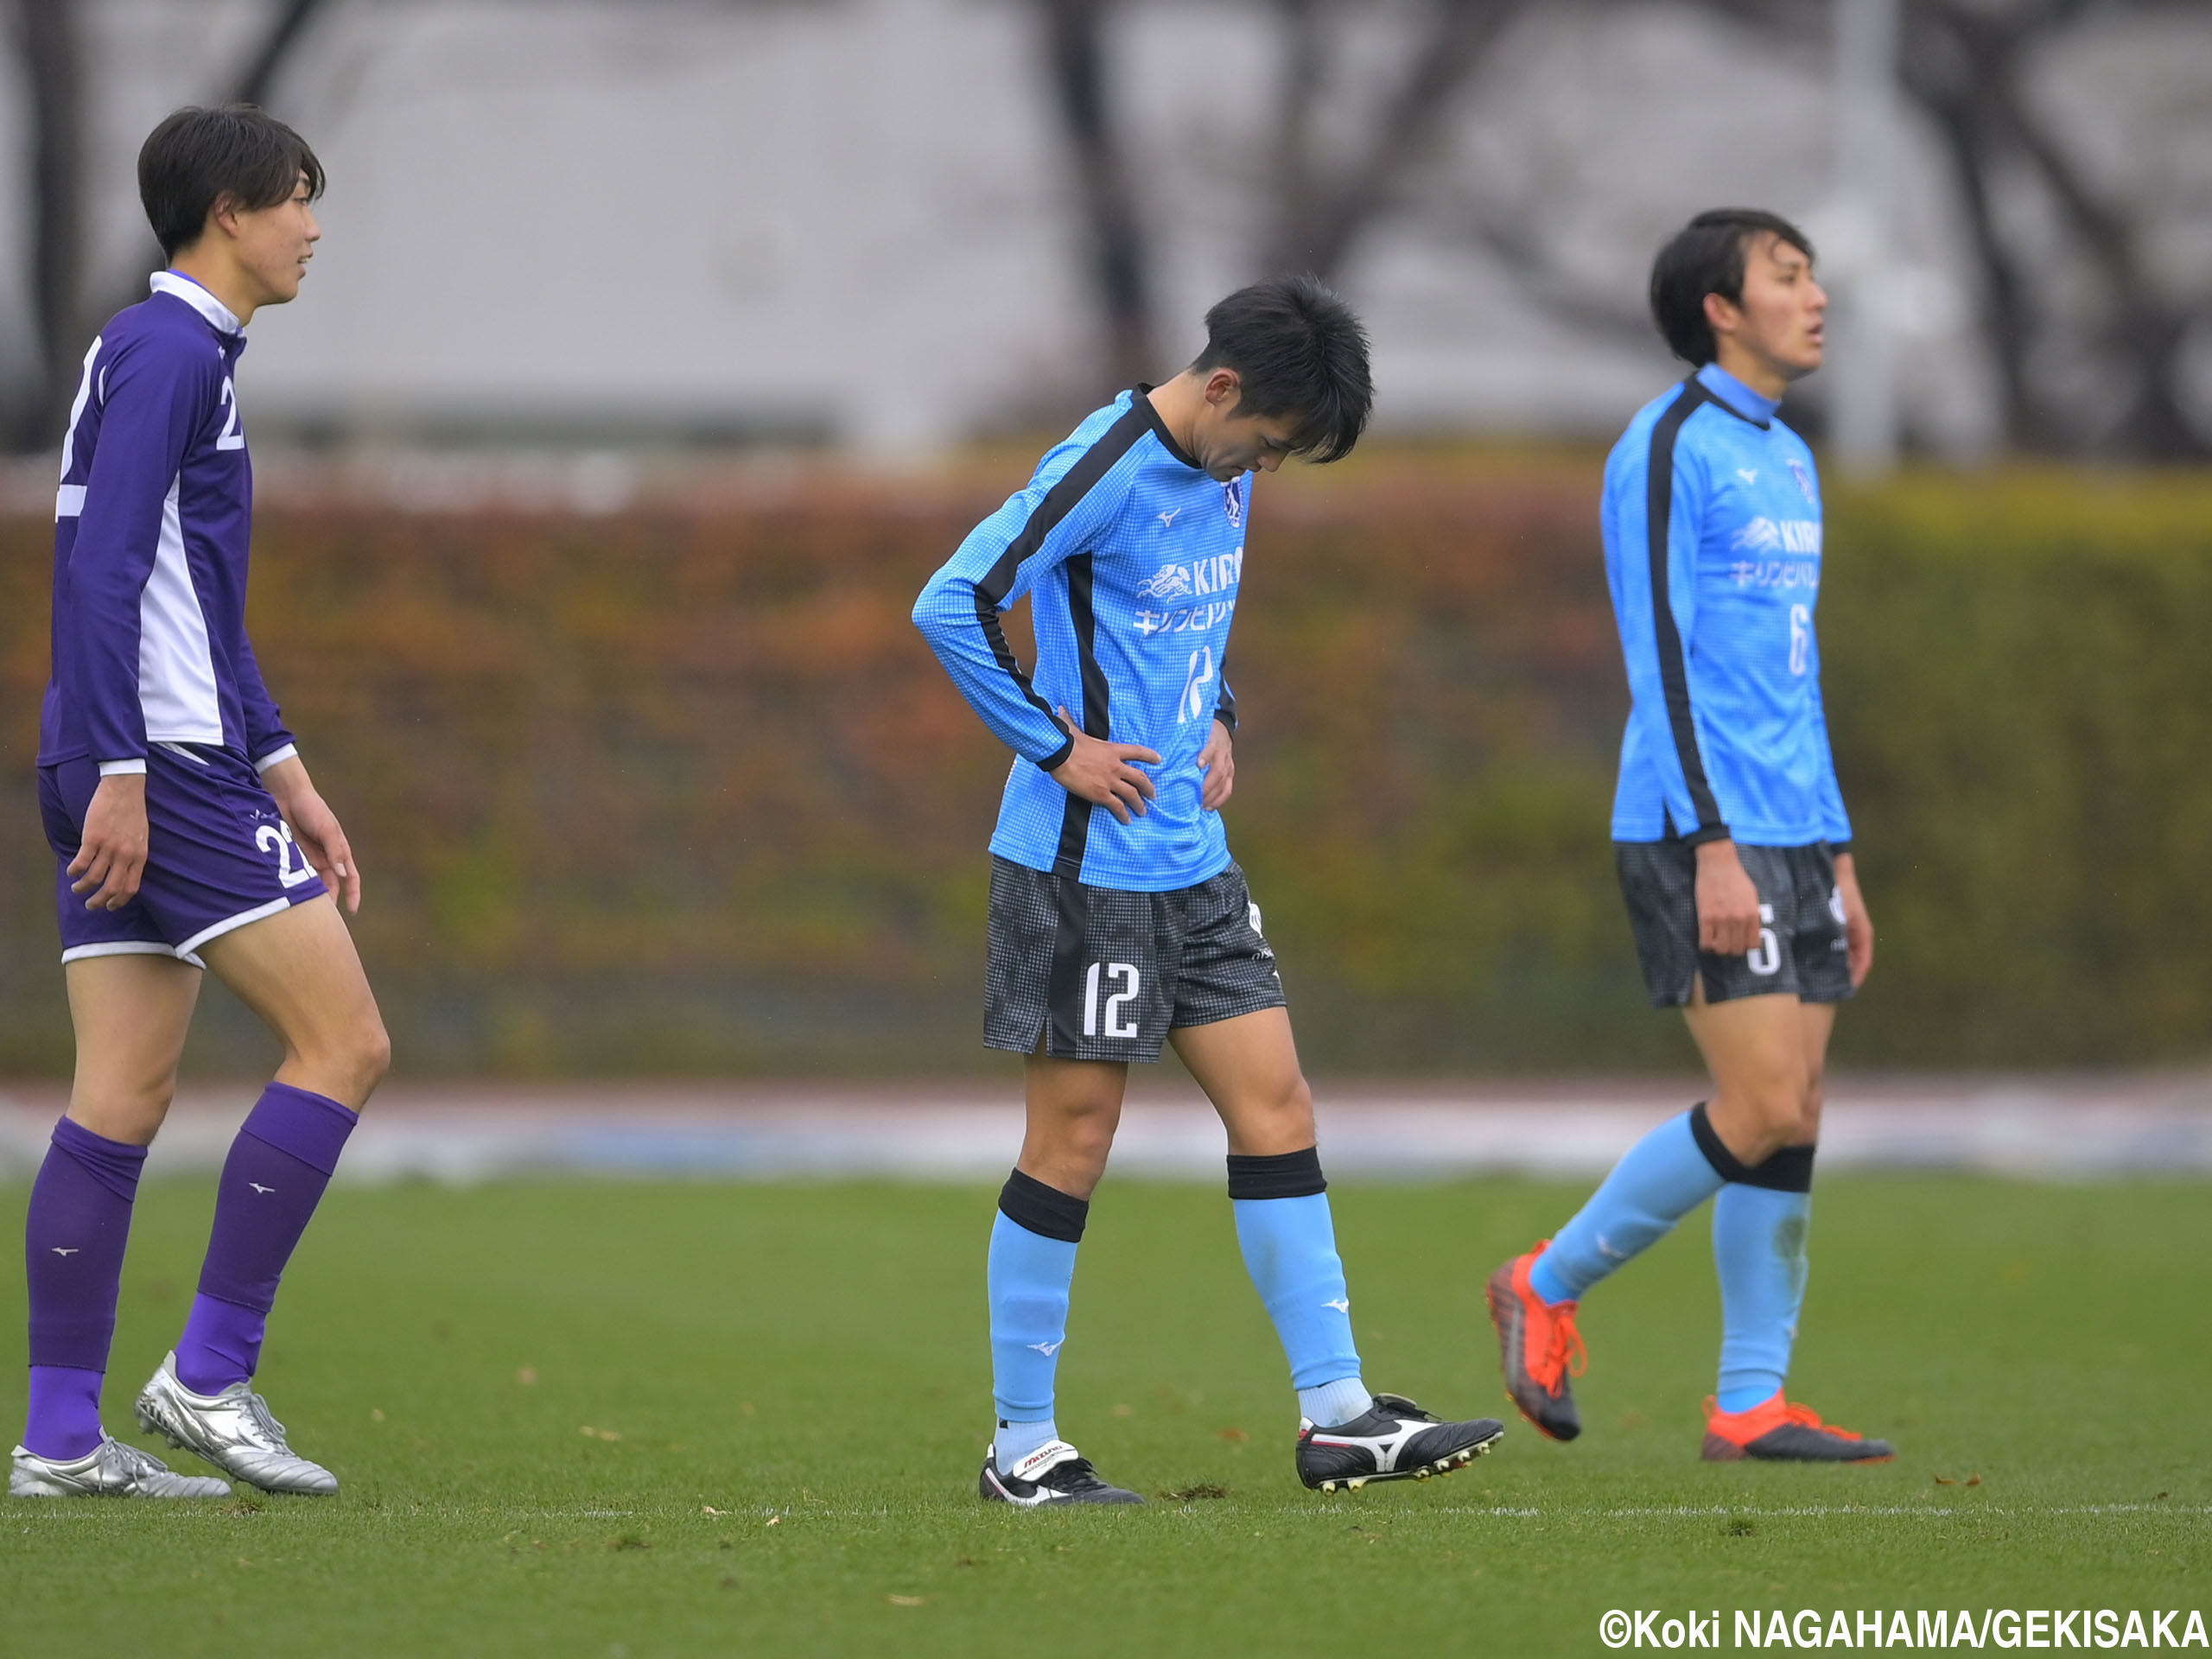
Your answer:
[1135,550,1243,602]
[1732,516,1821,556]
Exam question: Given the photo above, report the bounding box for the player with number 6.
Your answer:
[1484,209,1889,1465]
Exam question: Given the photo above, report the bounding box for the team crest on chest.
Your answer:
[1223,475,1246,527]
[1787,456,1818,505]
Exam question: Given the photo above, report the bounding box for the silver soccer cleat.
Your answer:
[10,1436,232,1499]
[135,1351,338,1496]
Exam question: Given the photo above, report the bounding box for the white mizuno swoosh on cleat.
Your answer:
[10,1437,231,1498]
[134,1352,337,1496]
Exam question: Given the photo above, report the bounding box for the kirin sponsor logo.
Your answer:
[1136,563,1192,601]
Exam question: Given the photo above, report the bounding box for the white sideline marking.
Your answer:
[6,1077,2212,1185]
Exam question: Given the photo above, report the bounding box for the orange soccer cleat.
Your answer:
[1700,1393,1896,1463]
[1484,1242,1587,1441]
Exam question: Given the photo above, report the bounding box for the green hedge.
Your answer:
[1,457,2206,1075]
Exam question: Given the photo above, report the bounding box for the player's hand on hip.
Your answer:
[1047,706,1160,825]
[69,772,150,910]
[1693,837,1763,957]
[1834,850,1874,988]
[1197,720,1235,812]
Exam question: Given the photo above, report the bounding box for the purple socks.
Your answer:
[23,1118,147,1459]
[174,1084,358,1396]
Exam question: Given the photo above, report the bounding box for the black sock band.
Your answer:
[1738,1143,1815,1193]
[1688,1103,1816,1192]
[997,1168,1089,1242]
[1226,1147,1327,1200]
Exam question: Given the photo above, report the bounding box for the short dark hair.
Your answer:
[1649,208,1815,365]
[139,105,324,260]
[1191,274,1372,463]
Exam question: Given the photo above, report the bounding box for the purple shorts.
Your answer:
[40,743,327,967]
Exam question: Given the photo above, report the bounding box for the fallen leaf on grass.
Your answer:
[887,1595,925,1608]
[1932,1474,1956,1486]
[579,1426,623,1442]
[1214,1427,1249,1444]
[702,1505,724,1516]
[1965,1474,1982,1487]
[764,1516,780,1528]
[1111,1404,1134,1418]
[516,1366,538,1387]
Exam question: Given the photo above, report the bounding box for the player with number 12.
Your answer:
[916,276,1503,1506]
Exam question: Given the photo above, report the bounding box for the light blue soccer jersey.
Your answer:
[913,389,1245,892]
[1602,363,1851,849]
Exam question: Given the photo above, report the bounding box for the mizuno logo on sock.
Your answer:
[1597,1235,1628,1260]
[1324,1299,1351,1313]
[1027,1339,1064,1357]
[249,1183,275,1194]
[50,1247,78,1256]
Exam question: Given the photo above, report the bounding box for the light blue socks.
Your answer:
[1228,1150,1372,1427]
[1713,1184,1812,1413]
[1529,1109,1726,1304]
[988,1172,1085,1469]
[1525,1103,1818,1412]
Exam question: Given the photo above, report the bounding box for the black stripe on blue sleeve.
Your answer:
[1644,379,1726,842]
[973,404,1151,776]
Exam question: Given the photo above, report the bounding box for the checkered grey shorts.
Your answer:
[1616,839,1853,1007]
[983,856,1287,1062]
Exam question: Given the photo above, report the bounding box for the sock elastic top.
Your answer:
[1227,1146,1326,1200]
[1688,1103,1817,1192]
[49,1118,147,1201]
[997,1167,1089,1243]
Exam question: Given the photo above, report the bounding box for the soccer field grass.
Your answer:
[1,1175,2204,1657]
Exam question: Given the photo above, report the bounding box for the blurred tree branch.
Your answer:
[5,0,336,453]
[1707,0,2209,457]
[8,0,86,451]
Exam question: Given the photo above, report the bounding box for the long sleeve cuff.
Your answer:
[253,743,299,774]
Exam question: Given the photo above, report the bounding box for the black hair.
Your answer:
[1190,274,1372,463]
[1648,208,1815,366]
[139,105,324,260]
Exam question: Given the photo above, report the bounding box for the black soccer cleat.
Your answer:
[978,1440,1145,1507]
[1296,1392,1506,1492]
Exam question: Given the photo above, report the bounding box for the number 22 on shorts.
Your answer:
[1082,962,1141,1039]
[256,820,318,889]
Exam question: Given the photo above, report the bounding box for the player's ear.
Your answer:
[1204,367,1243,410]
[1702,290,1741,341]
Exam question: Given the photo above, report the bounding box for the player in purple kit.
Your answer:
[11,107,389,1500]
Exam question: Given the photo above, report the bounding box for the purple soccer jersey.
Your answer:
[43,271,296,775]
[37,272,325,962]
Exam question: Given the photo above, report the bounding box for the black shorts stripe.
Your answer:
[1046,870,1091,1053]
[972,404,1151,779]
[1645,379,1725,840]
